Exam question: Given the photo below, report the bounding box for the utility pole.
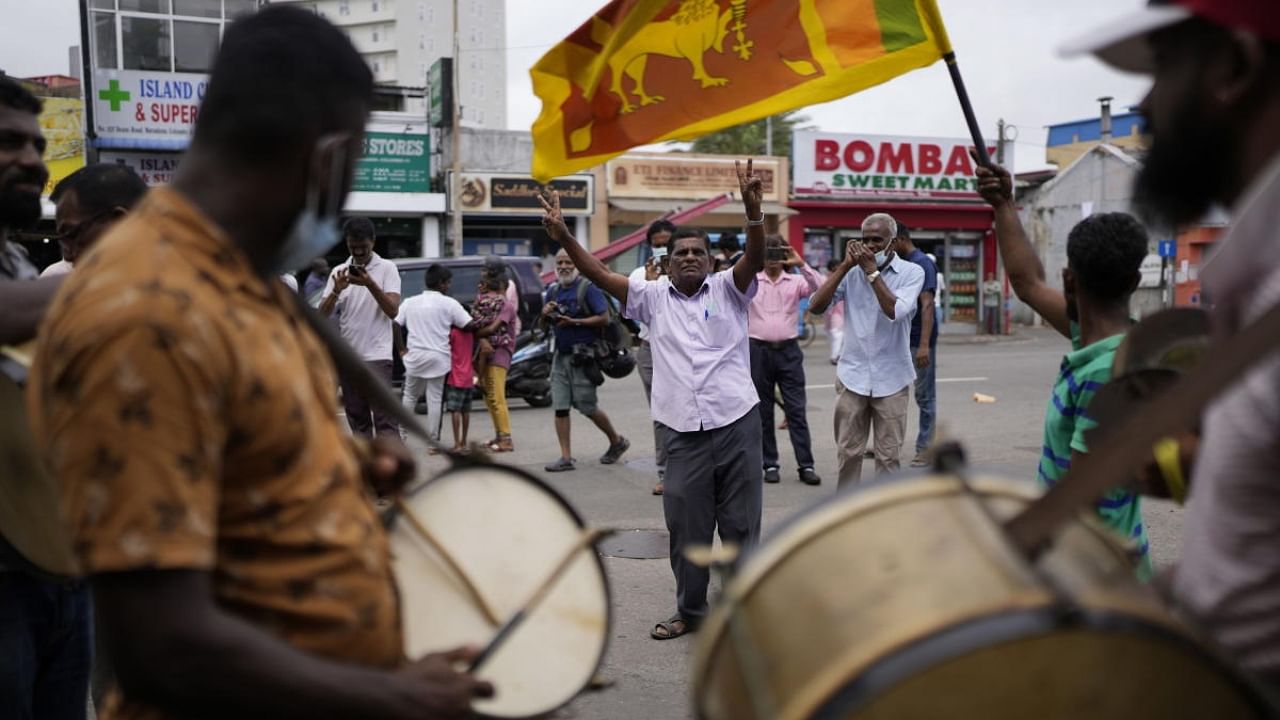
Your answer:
[765,115,773,156]
[447,0,462,257]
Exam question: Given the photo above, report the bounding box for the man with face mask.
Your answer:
[320,216,402,438]
[27,8,491,719]
[810,213,925,488]
[540,248,629,472]
[44,163,148,277]
[540,160,766,641]
[1061,0,1280,693]
[974,163,1153,579]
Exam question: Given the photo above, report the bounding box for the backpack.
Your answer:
[566,279,636,380]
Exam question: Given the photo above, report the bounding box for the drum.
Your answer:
[692,472,1267,719]
[389,463,610,718]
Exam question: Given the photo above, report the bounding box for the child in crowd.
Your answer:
[470,273,514,383]
[445,325,475,451]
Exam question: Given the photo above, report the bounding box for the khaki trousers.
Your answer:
[834,383,909,488]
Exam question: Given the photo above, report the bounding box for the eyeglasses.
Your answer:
[56,209,114,246]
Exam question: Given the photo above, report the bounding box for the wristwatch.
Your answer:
[866,270,882,283]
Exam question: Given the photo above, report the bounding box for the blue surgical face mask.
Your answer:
[274,144,347,273]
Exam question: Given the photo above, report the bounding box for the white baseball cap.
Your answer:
[1059,1,1193,74]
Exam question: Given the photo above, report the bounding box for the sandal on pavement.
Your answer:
[651,615,695,640]
[652,482,664,496]
[487,436,514,453]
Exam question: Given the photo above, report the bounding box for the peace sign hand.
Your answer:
[735,158,764,217]
[537,190,571,244]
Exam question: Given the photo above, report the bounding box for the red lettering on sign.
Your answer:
[814,139,840,171]
[150,103,200,124]
[919,144,942,174]
[944,146,974,176]
[875,142,914,174]
[843,141,873,172]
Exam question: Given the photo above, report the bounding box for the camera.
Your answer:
[767,247,788,262]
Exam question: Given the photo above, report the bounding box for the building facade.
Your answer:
[1046,111,1148,168]
[271,0,506,127]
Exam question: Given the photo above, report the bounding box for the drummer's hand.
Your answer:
[362,435,416,497]
[397,646,495,718]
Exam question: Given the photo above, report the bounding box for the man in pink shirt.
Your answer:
[749,235,823,486]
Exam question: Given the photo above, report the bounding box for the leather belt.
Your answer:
[750,338,797,351]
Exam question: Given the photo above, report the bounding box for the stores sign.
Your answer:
[448,172,593,216]
[92,69,207,149]
[793,130,1003,200]
[353,132,430,193]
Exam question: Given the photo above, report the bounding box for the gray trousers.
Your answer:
[663,407,763,623]
[636,341,668,475]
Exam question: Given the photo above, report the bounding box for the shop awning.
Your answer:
[609,198,795,217]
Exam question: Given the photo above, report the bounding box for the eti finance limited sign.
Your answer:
[92,69,208,149]
[793,130,1007,200]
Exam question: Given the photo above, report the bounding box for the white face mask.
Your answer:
[874,248,890,267]
[274,144,346,274]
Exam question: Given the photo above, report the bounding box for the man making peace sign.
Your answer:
[538,159,766,640]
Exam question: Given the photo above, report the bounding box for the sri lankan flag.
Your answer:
[530,0,954,181]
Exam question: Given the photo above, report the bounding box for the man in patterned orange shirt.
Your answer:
[27,8,490,719]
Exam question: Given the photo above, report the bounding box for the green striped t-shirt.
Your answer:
[1038,330,1152,581]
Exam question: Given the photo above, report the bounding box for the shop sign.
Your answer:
[428,58,452,128]
[98,151,180,186]
[353,132,430,193]
[606,153,784,203]
[92,69,208,148]
[38,96,85,196]
[793,130,1007,200]
[449,172,593,216]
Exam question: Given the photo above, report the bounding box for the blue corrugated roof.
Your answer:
[1047,112,1146,146]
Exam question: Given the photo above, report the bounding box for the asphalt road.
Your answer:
[401,325,1183,719]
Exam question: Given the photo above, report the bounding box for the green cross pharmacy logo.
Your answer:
[98,80,131,112]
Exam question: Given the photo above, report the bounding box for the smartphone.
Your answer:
[348,264,366,278]
[767,247,788,261]
[652,246,668,261]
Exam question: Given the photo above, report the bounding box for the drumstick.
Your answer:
[394,498,503,628]
[468,527,614,673]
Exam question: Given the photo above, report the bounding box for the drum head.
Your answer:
[390,463,610,719]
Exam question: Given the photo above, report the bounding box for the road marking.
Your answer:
[805,376,988,390]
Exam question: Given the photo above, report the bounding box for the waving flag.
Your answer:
[530,0,954,181]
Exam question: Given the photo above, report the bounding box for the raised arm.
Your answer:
[732,159,766,293]
[538,192,630,305]
[809,243,855,315]
[974,159,1071,338]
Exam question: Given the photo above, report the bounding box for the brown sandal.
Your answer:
[651,615,695,640]
[486,436,514,452]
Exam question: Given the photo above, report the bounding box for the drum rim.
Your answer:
[396,460,614,720]
[807,606,1273,720]
[691,472,1142,717]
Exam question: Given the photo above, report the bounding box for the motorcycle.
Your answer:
[504,329,553,407]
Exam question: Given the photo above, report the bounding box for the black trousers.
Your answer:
[749,338,815,469]
[663,408,762,623]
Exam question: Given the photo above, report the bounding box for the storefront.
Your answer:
[448,171,596,263]
[605,152,791,271]
[789,130,1000,332]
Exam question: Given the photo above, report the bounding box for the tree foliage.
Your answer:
[683,110,812,158]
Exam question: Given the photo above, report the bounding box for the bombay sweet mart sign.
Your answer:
[792,130,1010,200]
[92,69,207,149]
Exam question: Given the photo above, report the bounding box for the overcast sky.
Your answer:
[0,0,1153,171]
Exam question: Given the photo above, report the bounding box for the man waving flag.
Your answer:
[530,0,955,181]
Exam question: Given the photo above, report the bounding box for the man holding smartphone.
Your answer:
[748,236,823,486]
[628,219,677,494]
[810,213,924,487]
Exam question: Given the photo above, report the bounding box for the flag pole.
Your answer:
[943,52,992,168]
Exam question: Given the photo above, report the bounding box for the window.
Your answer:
[121,16,172,71]
[92,12,119,69]
[418,33,425,50]
[121,0,169,12]
[372,0,379,11]
[373,60,381,73]
[372,28,380,42]
[417,1,424,20]
[91,0,115,9]
[338,0,350,16]
[225,0,257,18]
[172,0,218,18]
[174,20,218,71]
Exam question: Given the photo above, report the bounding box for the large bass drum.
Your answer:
[389,463,611,719]
[692,472,1268,719]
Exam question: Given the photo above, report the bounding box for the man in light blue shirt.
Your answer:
[810,213,925,487]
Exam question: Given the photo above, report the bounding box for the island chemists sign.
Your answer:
[793,130,1006,200]
[92,69,207,149]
